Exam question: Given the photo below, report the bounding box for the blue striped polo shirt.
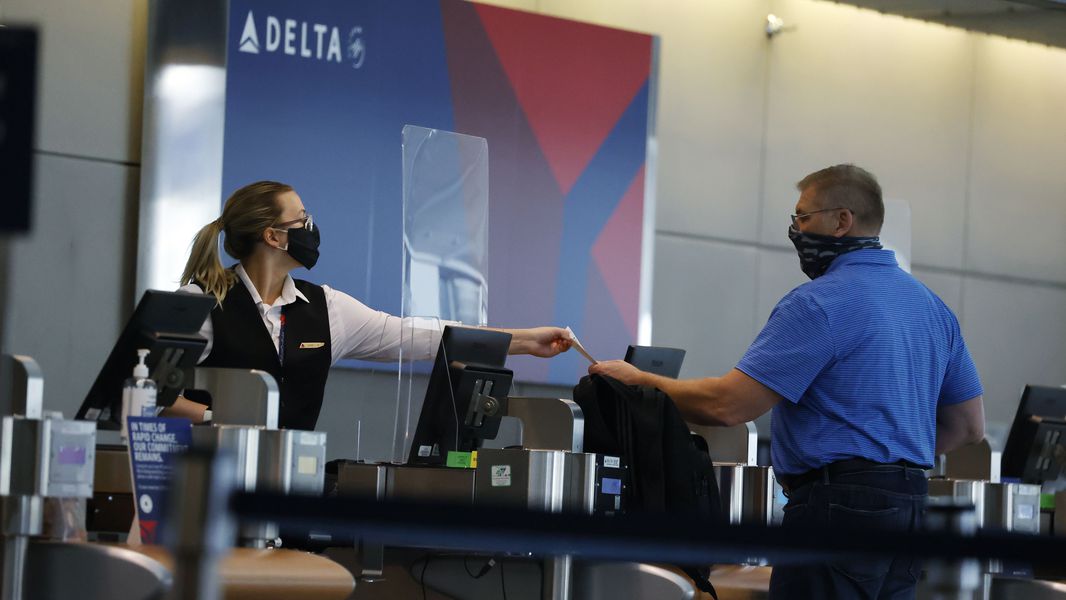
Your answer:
[736,249,983,475]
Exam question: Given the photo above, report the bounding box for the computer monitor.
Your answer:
[77,290,214,429]
[1001,384,1066,482]
[624,345,686,378]
[407,326,513,465]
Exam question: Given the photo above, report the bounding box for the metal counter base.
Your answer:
[18,540,354,600]
[326,547,697,600]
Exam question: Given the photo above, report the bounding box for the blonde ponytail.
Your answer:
[180,181,292,306]
[181,218,236,305]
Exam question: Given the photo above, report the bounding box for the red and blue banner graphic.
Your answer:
[223,0,655,384]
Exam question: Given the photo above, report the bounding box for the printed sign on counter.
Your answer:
[127,416,192,544]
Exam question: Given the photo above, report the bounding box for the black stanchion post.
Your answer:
[923,499,981,600]
[164,449,236,600]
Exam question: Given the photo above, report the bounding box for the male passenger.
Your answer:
[590,164,985,599]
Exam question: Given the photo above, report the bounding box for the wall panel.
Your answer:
[652,235,758,379]
[4,155,138,418]
[961,277,1066,426]
[967,35,1066,283]
[762,0,972,271]
[4,0,145,163]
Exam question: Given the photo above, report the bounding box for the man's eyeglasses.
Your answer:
[790,207,848,227]
[271,213,314,232]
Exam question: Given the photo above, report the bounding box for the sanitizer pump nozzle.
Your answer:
[121,348,158,441]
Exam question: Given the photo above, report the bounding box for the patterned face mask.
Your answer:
[787,226,882,279]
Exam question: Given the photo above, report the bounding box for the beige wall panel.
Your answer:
[967,36,1066,283]
[961,277,1066,428]
[652,235,758,380]
[537,0,771,242]
[5,0,146,163]
[761,0,971,271]
[755,247,807,329]
[4,155,138,418]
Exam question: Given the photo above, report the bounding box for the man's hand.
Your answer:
[588,360,648,386]
[512,326,573,358]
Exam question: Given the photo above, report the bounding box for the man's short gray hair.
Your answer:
[797,164,884,234]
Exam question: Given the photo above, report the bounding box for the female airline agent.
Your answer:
[168,180,572,430]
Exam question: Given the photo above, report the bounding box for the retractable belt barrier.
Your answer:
[167,449,1066,600]
[229,490,1066,569]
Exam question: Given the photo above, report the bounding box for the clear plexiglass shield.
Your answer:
[392,126,490,463]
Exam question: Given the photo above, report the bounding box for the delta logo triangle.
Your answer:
[239,11,259,54]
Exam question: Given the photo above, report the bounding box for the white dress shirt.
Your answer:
[177,264,448,365]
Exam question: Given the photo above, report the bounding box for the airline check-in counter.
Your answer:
[3,337,1066,600]
[2,130,1064,600]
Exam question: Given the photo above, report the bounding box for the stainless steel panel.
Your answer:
[24,540,170,600]
[564,453,597,515]
[475,449,568,513]
[989,578,1066,600]
[256,430,326,495]
[983,483,1041,534]
[1,535,29,600]
[714,464,775,526]
[0,356,42,420]
[506,398,584,453]
[0,497,42,538]
[928,479,1041,534]
[191,426,259,492]
[0,418,48,497]
[543,555,573,600]
[929,479,987,527]
[194,368,280,429]
[573,562,695,600]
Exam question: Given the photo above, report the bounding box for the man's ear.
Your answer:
[836,209,854,237]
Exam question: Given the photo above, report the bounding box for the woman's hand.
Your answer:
[510,326,573,358]
[160,396,210,424]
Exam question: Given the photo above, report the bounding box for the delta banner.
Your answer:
[223,0,655,384]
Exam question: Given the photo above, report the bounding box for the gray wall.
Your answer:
[1,0,145,423]
[4,0,1065,459]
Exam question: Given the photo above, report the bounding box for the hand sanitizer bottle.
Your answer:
[121,349,157,441]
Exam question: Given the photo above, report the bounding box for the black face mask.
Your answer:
[284,223,320,270]
[787,226,881,279]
